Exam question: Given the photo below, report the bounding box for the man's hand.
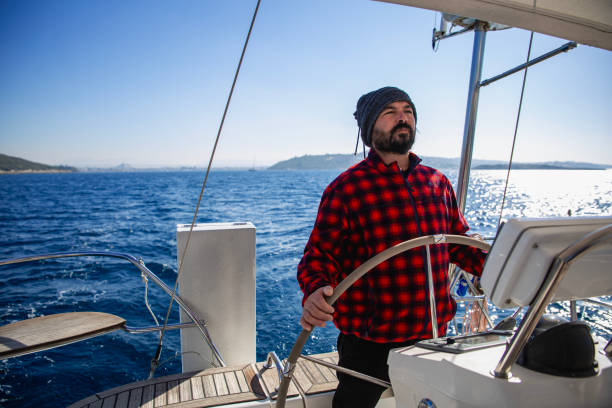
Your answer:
[300,286,334,331]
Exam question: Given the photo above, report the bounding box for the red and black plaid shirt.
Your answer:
[297,150,486,343]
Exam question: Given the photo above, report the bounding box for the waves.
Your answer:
[1,169,611,407]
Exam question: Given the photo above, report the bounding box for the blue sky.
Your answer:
[1,0,611,167]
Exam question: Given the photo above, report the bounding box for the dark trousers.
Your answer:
[332,333,418,408]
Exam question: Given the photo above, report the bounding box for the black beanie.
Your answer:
[353,86,417,147]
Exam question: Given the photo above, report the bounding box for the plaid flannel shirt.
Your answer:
[297,150,486,343]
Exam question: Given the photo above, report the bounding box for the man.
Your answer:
[297,86,487,407]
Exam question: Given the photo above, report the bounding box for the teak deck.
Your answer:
[67,352,340,408]
[0,312,126,359]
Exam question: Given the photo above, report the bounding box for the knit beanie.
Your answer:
[353,86,417,147]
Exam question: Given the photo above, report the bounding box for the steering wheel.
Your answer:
[275,234,490,408]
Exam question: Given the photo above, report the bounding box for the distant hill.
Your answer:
[473,161,609,170]
[78,164,205,172]
[269,153,504,170]
[269,154,362,170]
[269,153,610,171]
[0,153,77,173]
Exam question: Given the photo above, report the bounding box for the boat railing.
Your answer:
[263,351,286,389]
[0,251,225,367]
[580,298,612,309]
[571,297,612,318]
[123,321,206,334]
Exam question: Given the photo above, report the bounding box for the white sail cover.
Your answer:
[377,0,612,51]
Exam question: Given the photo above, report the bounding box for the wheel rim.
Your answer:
[275,234,490,407]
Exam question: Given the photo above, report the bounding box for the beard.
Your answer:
[372,123,415,154]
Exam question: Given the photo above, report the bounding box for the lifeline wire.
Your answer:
[148,0,262,379]
[497,31,534,229]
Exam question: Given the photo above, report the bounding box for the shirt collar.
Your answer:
[366,149,422,174]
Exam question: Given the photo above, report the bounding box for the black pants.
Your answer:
[332,333,418,408]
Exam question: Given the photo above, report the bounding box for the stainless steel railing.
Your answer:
[0,251,225,367]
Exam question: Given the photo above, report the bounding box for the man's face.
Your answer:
[371,101,415,155]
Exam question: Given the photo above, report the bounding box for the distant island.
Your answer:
[269,153,611,171]
[269,153,472,170]
[0,153,203,173]
[0,153,77,173]
[2,152,610,173]
[473,162,609,170]
[269,154,362,170]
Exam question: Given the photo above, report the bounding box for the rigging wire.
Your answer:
[148,0,262,379]
[497,31,534,229]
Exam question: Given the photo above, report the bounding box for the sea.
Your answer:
[1,168,611,407]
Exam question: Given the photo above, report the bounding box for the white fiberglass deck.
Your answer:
[388,343,612,407]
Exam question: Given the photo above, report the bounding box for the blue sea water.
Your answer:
[1,168,611,407]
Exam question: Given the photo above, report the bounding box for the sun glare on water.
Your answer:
[472,169,612,221]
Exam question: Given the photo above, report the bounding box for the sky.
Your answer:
[1,0,611,168]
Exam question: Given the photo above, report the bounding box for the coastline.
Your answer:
[0,169,77,174]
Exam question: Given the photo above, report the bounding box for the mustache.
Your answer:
[391,122,413,135]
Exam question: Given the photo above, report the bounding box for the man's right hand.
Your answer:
[300,285,334,331]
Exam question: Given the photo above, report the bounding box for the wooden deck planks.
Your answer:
[297,351,339,395]
[190,376,204,400]
[318,361,337,382]
[224,371,241,395]
[202,374,217,397]
[100,395,115,408]
[115,391,129,408]
[89,400,103,408]
[253,351,342,400]
[167,380,180,405]
[292,362,313,392]
[178,378,192,402]
[69,353,340,408]
[141,384,155,408]
[154,382,167,406]
[0,312,126,359]
[236,369,250,393]
[245,364,266,397]
[301,359,327,384]
[127,386,142,408]
[213,372,229,396]
[255,361,299,399]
